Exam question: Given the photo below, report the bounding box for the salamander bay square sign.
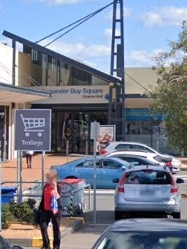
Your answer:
[33,85,110,104]
[15,109,51,151]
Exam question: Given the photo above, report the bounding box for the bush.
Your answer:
[9,199,36,224]
[2,205,14,229]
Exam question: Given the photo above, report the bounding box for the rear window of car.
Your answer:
[115,144,133,150]
[153,155,164,162]
[125,170,171,185]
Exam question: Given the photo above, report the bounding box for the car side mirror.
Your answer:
[112,178,119,183]
[176,178,184,184]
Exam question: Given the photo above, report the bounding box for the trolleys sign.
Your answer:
[14,109,51,151]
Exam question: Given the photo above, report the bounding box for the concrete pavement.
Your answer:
[2,154,187,249]
[61,194,114,249]
[1,153,77,187]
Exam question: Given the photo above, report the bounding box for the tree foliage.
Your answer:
[149,21,187,152]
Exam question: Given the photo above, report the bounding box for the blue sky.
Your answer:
[0,0,187,73]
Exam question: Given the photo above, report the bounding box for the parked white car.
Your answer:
[106,151,172,169]
[100,142,181,172]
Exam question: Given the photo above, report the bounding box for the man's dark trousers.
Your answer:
[40,210,61,249]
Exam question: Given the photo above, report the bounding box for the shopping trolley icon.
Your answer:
[21,114,45,137]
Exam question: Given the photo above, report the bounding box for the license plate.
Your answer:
[141,189,154,195]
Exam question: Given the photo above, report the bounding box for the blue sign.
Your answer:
[15,109,51,151]
[126,108,163,122]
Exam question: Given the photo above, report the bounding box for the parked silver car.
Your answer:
[113,166,183,220]
[100,141,181,172]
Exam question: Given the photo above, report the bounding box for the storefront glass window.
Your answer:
[125,108,170,153]
[23,46,110,87]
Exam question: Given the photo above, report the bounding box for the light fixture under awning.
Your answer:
[0,82,51,103]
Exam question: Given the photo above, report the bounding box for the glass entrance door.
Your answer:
[0,106,9,161]
[51,111,108,154]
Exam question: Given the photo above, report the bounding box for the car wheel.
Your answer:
[114,210,123,221]
[172,212,181,219]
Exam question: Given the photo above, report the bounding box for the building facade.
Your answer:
[0,30,170,160]
[0,42,50,160]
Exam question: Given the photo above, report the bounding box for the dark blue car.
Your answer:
[51,156,130,189]
[92,219,187,249]
[0,235,23,249]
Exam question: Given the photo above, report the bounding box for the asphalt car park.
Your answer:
[61,173,187,249]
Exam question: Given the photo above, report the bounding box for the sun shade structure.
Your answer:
[0,82,51,103]
[3,30,121,84]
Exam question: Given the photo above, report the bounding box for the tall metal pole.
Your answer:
[0,158,2,231]
[18,151,23,204]
[110,0,125,141]
[120,0,125,141]
[12,40,16,86]
[42,151,45,189]
[91,121,99,224]
[17,150,20,184]
[93,134,97,224]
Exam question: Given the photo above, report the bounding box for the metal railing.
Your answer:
[1,181,91,216]
[67,153,91,163]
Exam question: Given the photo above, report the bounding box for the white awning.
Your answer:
[0,83,51,103]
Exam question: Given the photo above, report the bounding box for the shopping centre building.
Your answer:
[0,30,167,160]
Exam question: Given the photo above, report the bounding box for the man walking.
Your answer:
[25,151,34,168]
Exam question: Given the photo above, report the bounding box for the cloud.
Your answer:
[39,0,80,4]
[107,7,132,21]
[41,39,166,70]
[41,39,110,60]
[37,0,103,5]
[141,6,187,27]
[40,39,164,69]
[126,49,163,66]
[39,39,111,72]
[104,28,121,40]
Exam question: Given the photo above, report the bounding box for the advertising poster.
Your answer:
[97,125,116,152]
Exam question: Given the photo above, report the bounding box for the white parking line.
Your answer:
[84,189,115,194]
[175,175,187,179]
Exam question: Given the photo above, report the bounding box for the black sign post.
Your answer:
[14,109,51,202]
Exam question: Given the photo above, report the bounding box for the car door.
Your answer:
[75,159,101,187]
[99,158,125,188]
[75,160,95,185]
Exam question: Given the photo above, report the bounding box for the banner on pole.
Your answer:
[97,125,116,152]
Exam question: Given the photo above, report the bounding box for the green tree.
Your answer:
[149,21,187,153]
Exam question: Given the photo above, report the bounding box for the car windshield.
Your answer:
[97,232,187,249]
[125,170,171,185]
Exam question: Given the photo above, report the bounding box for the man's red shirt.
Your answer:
[43,184,55,211]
